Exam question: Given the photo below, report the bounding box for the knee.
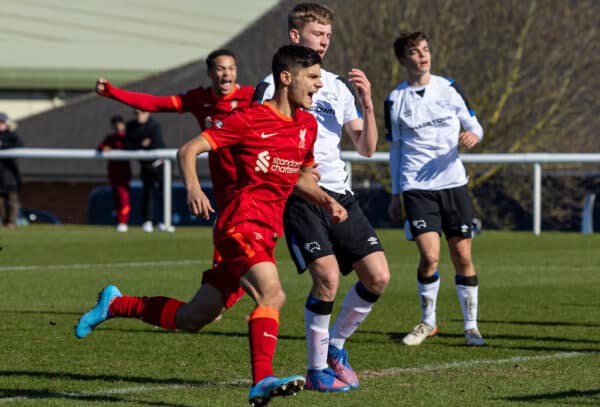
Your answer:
[420,253,439,270]
[361,266,390,295]
[270,288,286,310]
[175,308,218,333]
[256,286,286,310]
[310,269,339,299]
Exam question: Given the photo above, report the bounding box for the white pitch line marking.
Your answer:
[0,259,212,272]
[360,350,600,377]
[0,351,596,403]
[0,259,298,273]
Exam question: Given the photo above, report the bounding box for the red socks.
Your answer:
[109,296,184,330]
[248,306,280,384]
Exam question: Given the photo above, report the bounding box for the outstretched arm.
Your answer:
[294,166,347,224]
[344,69,378,157]
[96,78,182,112]
[177,135,215,219]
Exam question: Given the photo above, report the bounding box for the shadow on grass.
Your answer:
[0,388,191,406]
[501,388,600,404]
[468,319,600,328]
[0,309,81,316]
[435,331,600,345]
[0,370,249,388]
[104,328,306,341]
[381,331,600,352]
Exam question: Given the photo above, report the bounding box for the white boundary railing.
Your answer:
[1,148,600,235]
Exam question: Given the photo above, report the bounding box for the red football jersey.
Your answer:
[104,82,254,209]
[202,103,317,236]
[177,84,254,131]
[177,85,255,209]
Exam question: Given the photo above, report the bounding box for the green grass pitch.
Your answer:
[0,226,598,406]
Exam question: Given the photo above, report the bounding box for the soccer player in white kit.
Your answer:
[253,3,390,392]
[386,32,486,347]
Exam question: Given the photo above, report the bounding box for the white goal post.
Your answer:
[1,148,600,235]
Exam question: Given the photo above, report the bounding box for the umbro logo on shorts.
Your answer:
[367,236,379,245]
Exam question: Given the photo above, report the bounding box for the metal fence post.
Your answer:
[533,162,542,236]
[163,159,172,229]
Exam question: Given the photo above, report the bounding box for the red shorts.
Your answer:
[202,223,278,309]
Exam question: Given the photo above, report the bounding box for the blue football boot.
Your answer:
[305,367,351,392]
[75,285,122,339]
[327,345,360,389]
[248,375,305,406]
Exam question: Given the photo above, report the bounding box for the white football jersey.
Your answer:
[385,75,483,193]
[255,68,360,193]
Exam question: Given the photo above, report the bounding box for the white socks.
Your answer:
[329,284,375,350]
[455,284,479,331]
[304,309,331,370]
[417,273,440,327]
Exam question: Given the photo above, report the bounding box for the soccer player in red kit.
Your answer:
[76,45,348,407]
[96,115,131,232]
[95,49,254,208]
[96,49,253,308]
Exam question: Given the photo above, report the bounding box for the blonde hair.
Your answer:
[288,3,333,31]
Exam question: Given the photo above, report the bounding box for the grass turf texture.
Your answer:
[0,225,598,406]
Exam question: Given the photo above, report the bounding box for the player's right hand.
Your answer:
[96,78,110,96]
[187,187,214,220]
[328,201,348,224]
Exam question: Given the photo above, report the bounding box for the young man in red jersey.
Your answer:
[97,115,131,232]
[76,45,348,407]
[95,49,254,208]
[97,49,253,305]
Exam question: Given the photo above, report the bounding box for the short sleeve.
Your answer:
[253,75,275,103]
[202,110,248,150]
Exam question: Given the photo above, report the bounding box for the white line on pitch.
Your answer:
[0,259,212,272]
[360,350,600,377]
[0,351,596,403]
[0,258,297,272]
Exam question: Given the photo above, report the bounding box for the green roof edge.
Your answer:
[0,67,157,90]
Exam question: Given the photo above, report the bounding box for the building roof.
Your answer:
[0,0,278,90]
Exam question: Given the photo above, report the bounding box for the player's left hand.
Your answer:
[328,201,348,224]
[187,187,214,220]
[348,69,373,110]
[459,131,480,150]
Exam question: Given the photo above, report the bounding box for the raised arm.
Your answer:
[96,78,182,112]
[294,165,347,224]
[344,69,378,157]
[177,135,215,219]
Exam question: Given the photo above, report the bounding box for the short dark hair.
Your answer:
[205,49,236,70]
[393,32,429,60]
[110,115,124,126]
[288,3,334,31]
[272,45,322,88]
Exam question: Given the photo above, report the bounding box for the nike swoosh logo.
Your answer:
[263,331,278,341]
[260,132,277,138]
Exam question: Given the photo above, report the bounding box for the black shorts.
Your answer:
[402,184,473,239]
[284,189,384,275]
